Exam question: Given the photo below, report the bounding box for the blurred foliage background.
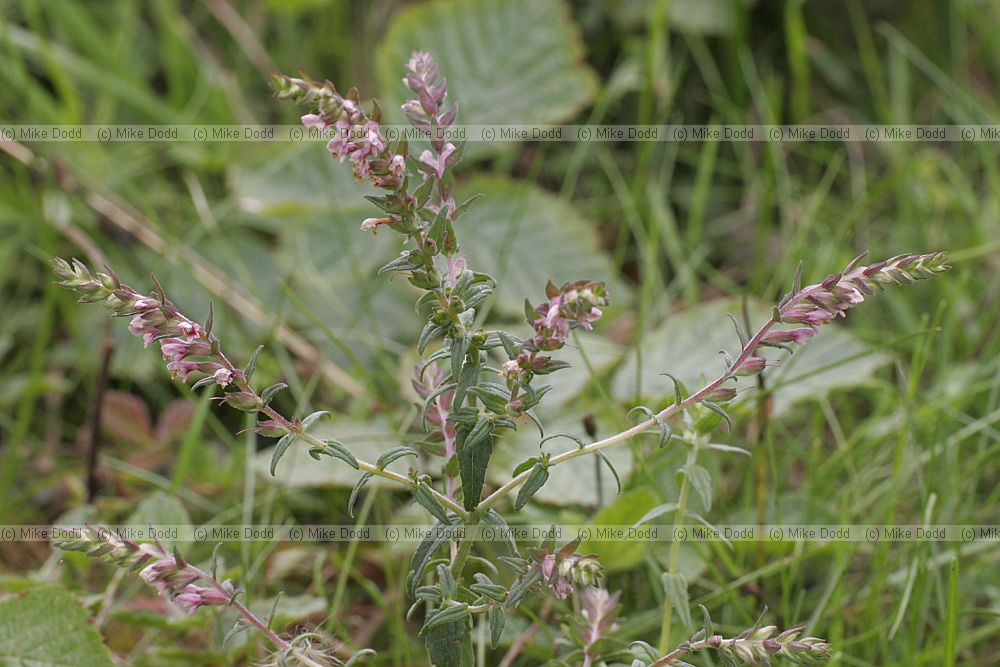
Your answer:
[1,0,999,665]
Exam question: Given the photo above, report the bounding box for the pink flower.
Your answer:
[173,585,230,615]
[301,113,325,129]
[166,360,200,380]
[762,327,815,346]
[418,143,455,179]
[213,368,233,387]
[129,314,162,347]
[177,321,202,340]
[160,338,211,362]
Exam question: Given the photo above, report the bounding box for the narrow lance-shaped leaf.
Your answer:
[377,446,419,470]
[514,463,549,510]
[270,433,297,475]
[488,606,505,649]
[458,417,495,511]
[348,472,373,518]
[414,480,452,524]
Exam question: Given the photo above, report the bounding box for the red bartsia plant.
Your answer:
[52,50,949,667]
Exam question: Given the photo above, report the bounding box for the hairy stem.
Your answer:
[186,564,327,667]
[258,405,469,519]
[476,315,778,513]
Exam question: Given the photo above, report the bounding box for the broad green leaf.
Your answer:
[766,325,891,417]
[126,491,191,549]
[682,464,713,512]
[460,176,626,316]
[0,586,115,667]
[424,617,471,667]
[662,571,692,629]
[580,488,658,572]
[376,0,598,158]
[613,299,890,417]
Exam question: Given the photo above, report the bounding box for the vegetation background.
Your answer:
[0,0,998,665]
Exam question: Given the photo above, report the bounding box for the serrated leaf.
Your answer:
[0,586,115,667]
[458,417,495,511]
[376,0,597,159]
[270,433,297,475]
[514,463,549,510]
[662,572,692,629]
[488,606,505,649]
[423,617,470,667]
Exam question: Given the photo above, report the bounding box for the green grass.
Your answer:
[1,0,999,665]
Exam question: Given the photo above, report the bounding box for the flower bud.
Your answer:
[734,356,766,376]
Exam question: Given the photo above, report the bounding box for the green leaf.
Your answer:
[301,410,330,430]
[260,382,288,405]
[514,463,549,510]
[343,649,378,666]
[270,433,297,475]
[683,464,713,512]
[243,344,264,380]
[415,480,453,524]
[423,617,471,667]
[596,451,622,495]
[421,604,470,634]
[408,520,459,597]
[311,439,359,470]
[349,473,373,518]
[698,400,732,432]
[458,417,495,511]
[0,586,115,667]
[126,491,191,550]
[447,177,626,316]
[488,606,505,649]
[615,299,890,416]
[376,0,597,159]
[480,510,519,555]
[490,415,632,507]
[511,456,542,477]
[377,446,419,470]
[580,489,658,572]
[632,502,680,529]
[662,572,692,629]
